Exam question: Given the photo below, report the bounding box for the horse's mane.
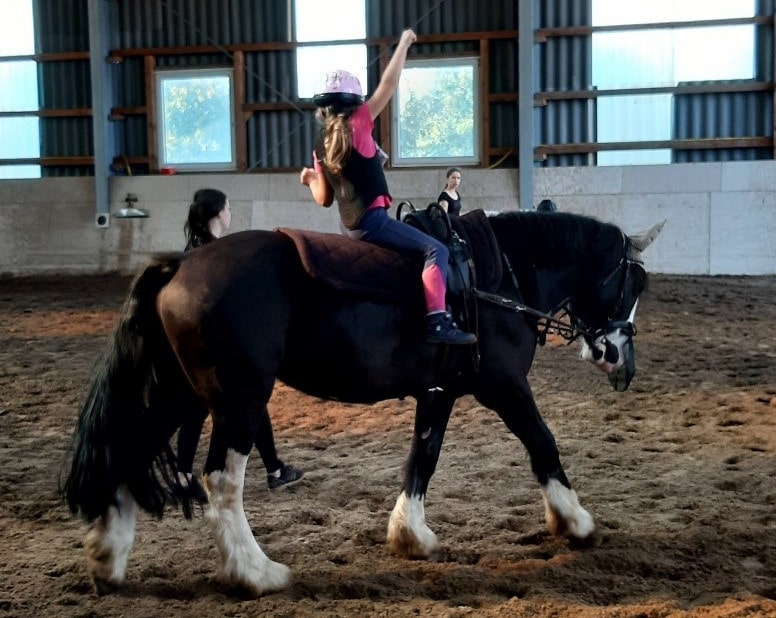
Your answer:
[487,211,625,267]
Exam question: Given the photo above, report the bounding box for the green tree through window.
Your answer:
[399,69,474,158]
[156,69,235,171]
[392,59,479,167]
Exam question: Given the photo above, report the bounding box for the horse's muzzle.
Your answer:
[581,327,636,392]
[607,335,635,392]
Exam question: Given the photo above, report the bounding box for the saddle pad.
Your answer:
[277,227,422,304]
[453,210,503,292]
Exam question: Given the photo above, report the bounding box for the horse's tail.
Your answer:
[63,254,186,522]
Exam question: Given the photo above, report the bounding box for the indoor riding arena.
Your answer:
[1,1,774,617]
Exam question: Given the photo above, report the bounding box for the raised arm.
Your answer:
[367,29,417,120]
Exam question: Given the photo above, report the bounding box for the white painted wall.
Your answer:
[0,160,774,276]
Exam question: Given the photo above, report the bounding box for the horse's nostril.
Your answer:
[591,345,604,361]
[604,341,619,364]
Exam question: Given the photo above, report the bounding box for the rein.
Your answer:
[472,287,584,342]
[472,252,591,344]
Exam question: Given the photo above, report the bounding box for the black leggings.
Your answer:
[176,406,282,475]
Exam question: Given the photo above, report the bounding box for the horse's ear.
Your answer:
[629,220,666,253]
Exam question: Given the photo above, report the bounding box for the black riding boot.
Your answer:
[426,312,477,345]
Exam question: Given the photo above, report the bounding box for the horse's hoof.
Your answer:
[92,576,119,596]
[386,526,439,559]
[220,560,291,597]
[569,528,602,549]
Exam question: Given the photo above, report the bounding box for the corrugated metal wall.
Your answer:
[671,0,773,163]
[673,82,772,163]
[35,0,92,176]
[367,0,518,167]
[534,0,594,167]
[115,0,289,48]
[25,0,776,175]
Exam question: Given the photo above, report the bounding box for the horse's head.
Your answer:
[571,220,665,392]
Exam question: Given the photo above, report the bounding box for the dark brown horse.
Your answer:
[64,210,663,596]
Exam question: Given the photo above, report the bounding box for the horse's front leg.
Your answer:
[387,389,454,559]
[203,402,290,596]
[477,381,595,542]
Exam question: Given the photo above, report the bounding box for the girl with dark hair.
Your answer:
[184,188,231,249]
[299,29,476,346]
[437,167,462,216]
[177,189,303,501]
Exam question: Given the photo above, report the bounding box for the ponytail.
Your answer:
[320,106,356,175]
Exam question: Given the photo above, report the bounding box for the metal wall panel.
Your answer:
[673,83,772,163]
[535,0,593,167]
[35,0,90,53]
[367,0,516,37]
[24,0,776,175]
[245,51,298,104]
[116,0,289,48]
[248,110,316,170]
[34,0,92,175]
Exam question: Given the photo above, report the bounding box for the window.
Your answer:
[294,0,366,99]
[391,57,479,167]
[0,0,39,179]
[155,68,236,172]
[592,0,756,165]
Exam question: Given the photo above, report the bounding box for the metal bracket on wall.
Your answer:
[114,193,149,219]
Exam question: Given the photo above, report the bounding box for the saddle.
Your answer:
[277,207,502,307]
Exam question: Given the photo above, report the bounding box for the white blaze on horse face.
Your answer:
[205,449,291,595]
[84,485,137,583]
[580,300,639,374]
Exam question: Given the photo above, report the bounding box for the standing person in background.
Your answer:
[183,188,232,250]
[299,29,476,346]
[177,189,303,502]
[437,167,463,216]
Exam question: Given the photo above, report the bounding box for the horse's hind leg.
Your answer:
[387,389,454,559]
[202,391,290,596]
[83,485,138,594]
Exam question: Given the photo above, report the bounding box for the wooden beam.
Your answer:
[144,55,158,172]
[0,156,94,166]
[106,31,520,59]
[535,137,773,158]
[243,102,314,113]
[233,51,247,172]
[479,38,490,169]
[0,109,93,118]
[535,15,772,40]
[536,81,772,104]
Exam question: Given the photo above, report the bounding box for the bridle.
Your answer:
[473,233,643,346]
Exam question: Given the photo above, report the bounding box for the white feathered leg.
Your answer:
[205,449,290,596]
[84,485,137,592]
[386,491,440,558]
[541,478,595,539]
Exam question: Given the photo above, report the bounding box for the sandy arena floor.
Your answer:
[0,273,774,617]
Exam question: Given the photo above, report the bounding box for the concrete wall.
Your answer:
[0,160,774,276]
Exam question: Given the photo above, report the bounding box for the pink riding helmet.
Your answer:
[313,69,364,107]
